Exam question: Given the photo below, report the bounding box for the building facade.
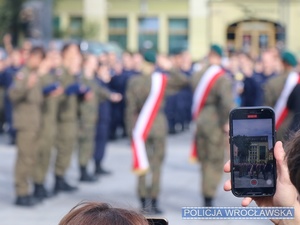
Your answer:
[54,0,300,59]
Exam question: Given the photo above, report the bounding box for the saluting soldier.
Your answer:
[33,49,64,200]
[54,43,82,193]
[9,47,45,206]
[190,45,234,207]
[265,51,299,141]
[126,51,189,214]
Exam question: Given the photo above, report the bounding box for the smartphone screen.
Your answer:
[229,107,276,197]
[147,218,168,225]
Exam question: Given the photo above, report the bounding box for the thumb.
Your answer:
[274,141,289,183]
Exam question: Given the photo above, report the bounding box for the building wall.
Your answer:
[54,0,300,59]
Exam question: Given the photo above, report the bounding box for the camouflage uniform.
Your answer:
[191,64,234,200]
[9,68,42,197]
[264,70,293,141]
[55,69,78,177]
[33,68,63,185]
[77,76,111,169]
[126,68,188,199]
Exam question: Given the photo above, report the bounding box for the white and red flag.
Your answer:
[190,65,225,162]
[131,72,167,175]
[274,71,300,130]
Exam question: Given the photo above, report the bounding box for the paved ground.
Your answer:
[0,131,272,225]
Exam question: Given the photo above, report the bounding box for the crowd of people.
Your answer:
[0,36,300,216]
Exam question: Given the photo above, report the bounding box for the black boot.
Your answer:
[33,183,54,200]
[140,197,151,214]
[15,195,39,207]
[204,197,213,207]
[95,161,111,176]
[80,166,98,182]
[54,176,78,194]
[151,198,163,214]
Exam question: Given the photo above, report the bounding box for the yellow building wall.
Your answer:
[53,0,300,58]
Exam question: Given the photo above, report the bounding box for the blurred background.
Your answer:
[0,0,299,58]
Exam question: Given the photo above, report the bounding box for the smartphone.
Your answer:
[229,107,276,197]
[147,218,168,225]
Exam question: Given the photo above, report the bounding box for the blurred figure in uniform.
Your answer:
[0,50,7,134]
[9,47,45,206]
[190,45,234,207]
[110,51,137,139]
[126,51,189,214]
[132,52,144,74]
[1,50,23,144]
[94,62,121,175]
[265,51,299,141]
[33,49,64,200]
[54,43,82,193]
[77,55,121,181]
[253,49,278,105]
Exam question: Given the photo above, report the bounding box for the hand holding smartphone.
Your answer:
[229,107,277,197]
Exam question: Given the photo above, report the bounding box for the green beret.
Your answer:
[143,50,156,64]
[281,51,298,67]
[210,44,223,57]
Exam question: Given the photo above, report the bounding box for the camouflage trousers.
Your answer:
[33,121,56,184]
[78,123,95,167]
[196,126,225,198]
[15,130,39,196]
[138,136,166,198]
[55,122,77,176]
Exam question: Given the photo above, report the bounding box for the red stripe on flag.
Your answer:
[142,74,168,140]
[275,75,300,130]
[191,69,225,160]
[193,70,225,120]
[131,140,140,170]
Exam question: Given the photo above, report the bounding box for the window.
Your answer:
[168,18,188,53]
[53,16,61,37]
[69,16,83,38]
[109,18,127,50]
[139,18,159,51]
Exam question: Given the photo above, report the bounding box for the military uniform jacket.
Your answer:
[126,68,189,139]
[264,70,294,140]
[191,64,234,131]
[9,67,43,131]
[56,68,78,123]
[78,76,111,124]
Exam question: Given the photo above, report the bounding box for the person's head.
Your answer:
[62,43,80,63]
[208,44,223,65]
[285,131,300,194]
[10,49,22,67]
[83,54,98,78]
[132,52,144,71]
[58,202,148,225]
[281,51,298,72]
[122,51,133,70]
[27,46,45,70]
[47,49,62,68]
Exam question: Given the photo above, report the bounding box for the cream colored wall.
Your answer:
[54,0,300,58]
[288,3,300,56]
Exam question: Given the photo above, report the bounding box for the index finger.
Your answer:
[224,160,231,173]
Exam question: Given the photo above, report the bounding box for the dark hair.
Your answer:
[61,43,80,56]
[30,46,45,58]
[58,202,148,225]
[285,130,300,193]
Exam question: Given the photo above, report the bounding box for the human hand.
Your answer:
[84,91,94,101]
[110,93,122,102]
[50,86,64,97]
[224,141,299,224]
